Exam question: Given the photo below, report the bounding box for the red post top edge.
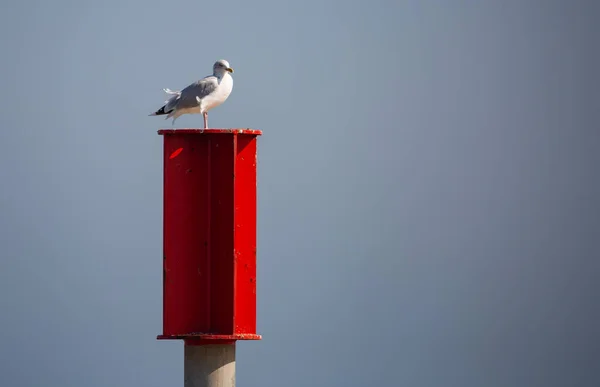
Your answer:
[158,128,262,135]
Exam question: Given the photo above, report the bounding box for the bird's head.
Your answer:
[213,59,234,76]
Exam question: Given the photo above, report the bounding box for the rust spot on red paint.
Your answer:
[169,148,184,159]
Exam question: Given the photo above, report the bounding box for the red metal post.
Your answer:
[157,128,262,348]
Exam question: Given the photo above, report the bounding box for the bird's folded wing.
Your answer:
[170,77,219,110]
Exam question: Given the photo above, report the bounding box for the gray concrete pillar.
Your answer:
[184,344,236,387]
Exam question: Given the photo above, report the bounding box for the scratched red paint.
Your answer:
[169,147,184,159]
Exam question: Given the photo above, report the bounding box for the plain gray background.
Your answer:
[1,0,599,386]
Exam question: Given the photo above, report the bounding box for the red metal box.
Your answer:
[157,129,262,344]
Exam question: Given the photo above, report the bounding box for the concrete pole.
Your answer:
[184,344,236,387]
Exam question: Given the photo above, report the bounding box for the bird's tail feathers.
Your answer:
[149,105,168,116]
[149,88,180,116]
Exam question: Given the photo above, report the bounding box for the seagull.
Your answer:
[149,59,234,128]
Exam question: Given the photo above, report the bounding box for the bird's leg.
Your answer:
[196,96,207,129]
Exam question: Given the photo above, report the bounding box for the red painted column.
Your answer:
[156,129,262,386]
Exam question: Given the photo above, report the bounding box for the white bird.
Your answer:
[149,59,234,128]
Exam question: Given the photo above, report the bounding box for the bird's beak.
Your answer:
[227,67,234,73]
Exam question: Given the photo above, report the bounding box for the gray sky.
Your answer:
[1,0,599,386]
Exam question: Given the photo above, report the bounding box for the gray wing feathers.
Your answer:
[165,76,219,112]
